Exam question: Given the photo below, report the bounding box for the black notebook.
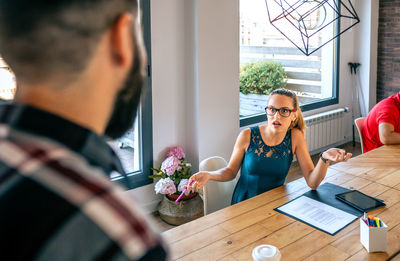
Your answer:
[335,190,386,212]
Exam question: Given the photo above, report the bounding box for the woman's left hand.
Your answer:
[322,148,352,163]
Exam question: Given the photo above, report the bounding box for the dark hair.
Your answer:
[0,0,136,84]
[268,88,306,133]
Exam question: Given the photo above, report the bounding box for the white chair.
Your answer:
[200,156,237,215]
[355,117,366,153]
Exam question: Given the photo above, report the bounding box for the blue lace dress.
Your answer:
[231,126,293,204]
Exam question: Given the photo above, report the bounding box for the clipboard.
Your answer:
[274,183,364,235]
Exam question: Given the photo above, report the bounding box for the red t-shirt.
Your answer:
[362,93,400,152]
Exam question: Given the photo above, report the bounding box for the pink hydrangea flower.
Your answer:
[167,146,185,159]
[154,178,177,194]
[178,179,192,195]
[161,156,181,176]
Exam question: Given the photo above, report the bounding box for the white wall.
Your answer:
[126,0,378,213]
[196,0,240,161]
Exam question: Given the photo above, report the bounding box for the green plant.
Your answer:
[240,60,287,95]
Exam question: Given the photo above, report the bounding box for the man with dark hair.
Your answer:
[362,92,400,153]
[0,1,168,260]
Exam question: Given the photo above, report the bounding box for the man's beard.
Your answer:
[104,40,146,139]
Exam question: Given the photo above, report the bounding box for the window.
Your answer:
[0,58,16,102]
[109,0,153,189]
[239,0,339,127]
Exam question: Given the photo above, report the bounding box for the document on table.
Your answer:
[276,195,358,235]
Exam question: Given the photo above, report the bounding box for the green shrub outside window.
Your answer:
[240,60,287,95]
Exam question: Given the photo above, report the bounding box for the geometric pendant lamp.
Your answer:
[265,0,360,56]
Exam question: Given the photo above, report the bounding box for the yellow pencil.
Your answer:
[374,217,381,227]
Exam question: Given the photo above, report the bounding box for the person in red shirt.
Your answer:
[362,92,400,152]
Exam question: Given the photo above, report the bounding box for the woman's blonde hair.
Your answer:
[268,88,306,133]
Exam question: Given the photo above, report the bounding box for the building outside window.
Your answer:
[240,0,339,126]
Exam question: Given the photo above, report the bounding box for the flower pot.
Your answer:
[166,192,197,201]
[157,193,204,226]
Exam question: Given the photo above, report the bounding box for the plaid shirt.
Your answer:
[0,104,168,261]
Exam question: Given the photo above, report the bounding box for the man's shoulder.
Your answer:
[388,93,400,108]
[369,95,399,116]
[378,93,400,107]
[0,126,102,182]
[0,133,168,261]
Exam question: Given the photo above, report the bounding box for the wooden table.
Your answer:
[162,145,400,260]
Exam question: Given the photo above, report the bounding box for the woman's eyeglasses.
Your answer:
[265,106,296,118]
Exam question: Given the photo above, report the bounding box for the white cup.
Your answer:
[252,244,281,261]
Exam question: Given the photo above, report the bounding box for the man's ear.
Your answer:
[110,13,133,68]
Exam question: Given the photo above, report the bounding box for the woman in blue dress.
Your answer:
[187,89,352,204]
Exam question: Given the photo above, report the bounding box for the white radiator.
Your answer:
[304,108,347,154]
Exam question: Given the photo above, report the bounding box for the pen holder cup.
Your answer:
[360,218,388,252]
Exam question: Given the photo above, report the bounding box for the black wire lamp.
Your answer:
[265,0,360,56]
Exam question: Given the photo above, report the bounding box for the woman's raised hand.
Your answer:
[322,148,352,163]
[186,172,211,190]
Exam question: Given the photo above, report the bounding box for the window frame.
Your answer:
[239,6,341,128]
[112,0,153,189]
